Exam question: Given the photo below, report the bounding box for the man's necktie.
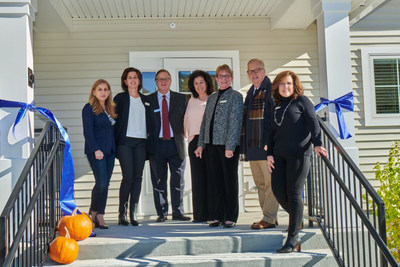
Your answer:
[162,95,171,140]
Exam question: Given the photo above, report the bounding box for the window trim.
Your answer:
[361,47,400,126]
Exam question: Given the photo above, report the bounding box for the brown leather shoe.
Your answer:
[251,220,276,229]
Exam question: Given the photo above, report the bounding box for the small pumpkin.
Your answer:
[58,207,93,241]
[49,227,79,264]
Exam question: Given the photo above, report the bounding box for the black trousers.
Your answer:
[149,138,186,217]
[117,138,146,214]
[271,154,310,240]
[188,135,212,221]
[206,144,239,222]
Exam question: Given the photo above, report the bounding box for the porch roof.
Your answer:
[35,0,385,32]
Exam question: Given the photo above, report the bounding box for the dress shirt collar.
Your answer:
[253,84,260,95]
[157,90,170,100]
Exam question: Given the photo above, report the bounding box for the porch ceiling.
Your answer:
[35,0,384,32]
[58,0,277,19]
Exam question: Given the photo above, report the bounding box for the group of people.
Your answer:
[82,58,328,254]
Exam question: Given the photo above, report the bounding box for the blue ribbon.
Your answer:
[314,92,354,140]
[0,99,77,215]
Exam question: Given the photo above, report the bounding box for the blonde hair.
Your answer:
[88,79,117,118]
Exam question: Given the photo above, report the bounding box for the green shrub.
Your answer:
[374,140,400,262]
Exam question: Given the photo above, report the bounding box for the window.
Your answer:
[361,47,400,126]
[142,72,156,94]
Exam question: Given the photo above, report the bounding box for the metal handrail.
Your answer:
[306,116,398,267]
[0,121,64,267]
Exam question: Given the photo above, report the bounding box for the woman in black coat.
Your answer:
[114,67,151,226]
[267,70,328,253]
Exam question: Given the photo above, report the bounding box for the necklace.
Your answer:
[274,98,294,126]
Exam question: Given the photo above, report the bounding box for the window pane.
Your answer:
[374,59,397,85]
[178,71,191,93]
[207,71,218,91]
[142,72,156,94]
[376,86,399,113]
[373,58,400,114]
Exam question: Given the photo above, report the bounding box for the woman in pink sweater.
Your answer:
[184,70,215,223]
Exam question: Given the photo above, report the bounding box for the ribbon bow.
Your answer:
[314,92,354,140]
[0,99,77,215]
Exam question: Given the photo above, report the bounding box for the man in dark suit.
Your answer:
[147,69,190,222]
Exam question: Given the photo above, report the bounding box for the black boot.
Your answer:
[130,203,139,226]
[277,235,301,253]
[118,202,129,226]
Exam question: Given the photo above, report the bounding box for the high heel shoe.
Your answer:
[209,220,221,227]
[277,236,301,253]
[94,215,109,229]
[223,221,236,228]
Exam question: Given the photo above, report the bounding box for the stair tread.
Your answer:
[47,250,334,266]
[77,224,321,245]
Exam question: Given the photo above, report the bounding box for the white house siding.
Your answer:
[33,17,319,219]
[351,0,400,188]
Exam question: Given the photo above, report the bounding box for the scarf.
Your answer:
[241,87,266,156]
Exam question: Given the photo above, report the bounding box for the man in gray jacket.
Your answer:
[241,58,279,229]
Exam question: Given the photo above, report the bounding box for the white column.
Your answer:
[0,1,37,212]
[312,0,361,233]
[312,0,359,164]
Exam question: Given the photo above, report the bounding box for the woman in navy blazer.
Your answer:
[114,67,151,226]
[82,79,117,229]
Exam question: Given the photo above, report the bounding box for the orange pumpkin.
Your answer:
[58,207,93,241]
[49,227,79,264]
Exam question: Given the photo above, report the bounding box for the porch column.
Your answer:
[0,1,37,212]
[312,0,361,233]
[312,0,359,164]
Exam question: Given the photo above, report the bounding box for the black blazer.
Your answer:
[82,103,116,155]
[147,90,188,160]
[113,91,152,152]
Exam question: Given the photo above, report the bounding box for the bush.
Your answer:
[374,140,400,262]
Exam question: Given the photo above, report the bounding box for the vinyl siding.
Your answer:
[351,0,400,189]
[33,17,319,218]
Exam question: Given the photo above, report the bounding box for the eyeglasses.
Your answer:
[217,75,231,79]
[156,78,171,82]
[247,68,264,75]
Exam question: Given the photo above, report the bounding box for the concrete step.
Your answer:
[73,227,329,260]
[48,250,335,266]
[45,211,336,267]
